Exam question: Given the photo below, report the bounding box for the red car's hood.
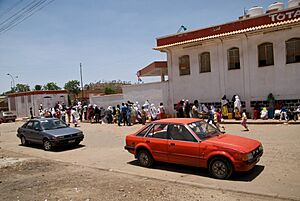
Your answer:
[205,134,260,153]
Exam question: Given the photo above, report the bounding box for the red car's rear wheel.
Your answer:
[137,150,154,167]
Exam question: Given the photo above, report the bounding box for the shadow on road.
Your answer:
[128,160,264,182]
[18,143,86,152]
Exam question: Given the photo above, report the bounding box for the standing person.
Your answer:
[121,103,128,126]
[94,106,101,123]
[61,109,66,123]
[116,105,122,126]
[241,109,249,131]
[207,106,217,127]
[126,103,132,126]
[88,105,95,123]
[184,100,191,118]
[141,106,147,125]
[71,107,79,127]
[149,104,157,121]
[221,95,229,119]
[66,107,71,123]
[29,107,33,119]
[157,102,166,120]
[177,100,184,118]
[234,95,242,120]
[267,93,275,119]
[83,105,87,120]
[215,108,224,132]
[192,100,200,118]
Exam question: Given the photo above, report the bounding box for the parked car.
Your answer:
[17,118,84,151]
[0,111,17,123]
[125,118,263,179]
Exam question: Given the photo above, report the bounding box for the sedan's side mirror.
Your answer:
[34,127,41,131]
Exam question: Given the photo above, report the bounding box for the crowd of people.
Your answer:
[34,93,300,130]
[36,100,166,127]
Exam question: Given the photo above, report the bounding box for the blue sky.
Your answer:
[0,0,288,93]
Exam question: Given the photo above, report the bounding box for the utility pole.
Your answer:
[80,63,84,101]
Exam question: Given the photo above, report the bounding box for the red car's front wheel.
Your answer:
[209,157,233,179]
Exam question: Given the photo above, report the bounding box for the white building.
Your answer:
[8,90,68,118]
[154,2,300,113]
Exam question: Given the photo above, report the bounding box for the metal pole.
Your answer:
[80,63,84,101]
[7,73,15,90]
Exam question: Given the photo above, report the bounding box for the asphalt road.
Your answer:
[0,121,299,200]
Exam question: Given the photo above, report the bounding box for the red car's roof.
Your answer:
[153,118,200,124]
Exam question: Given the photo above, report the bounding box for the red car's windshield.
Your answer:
[188,121,220,140]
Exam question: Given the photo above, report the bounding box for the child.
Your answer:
[241,110,249,131]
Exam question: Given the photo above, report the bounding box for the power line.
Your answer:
[0,0,24,19]
[0,0,48,32]
[0,0,55,35]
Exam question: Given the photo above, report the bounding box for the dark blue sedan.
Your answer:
[17,118,84,151]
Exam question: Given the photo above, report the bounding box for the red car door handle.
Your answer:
[170,143,175,146]
[145,140,150,143]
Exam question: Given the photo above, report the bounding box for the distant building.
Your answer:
[154,2,300,112]
[7,90,68,118]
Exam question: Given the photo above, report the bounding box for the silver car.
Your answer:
[0,111,16,123]
[17,118,84,151]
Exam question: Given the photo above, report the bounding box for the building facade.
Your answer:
[8,90,68,118]
[155,4,300,113]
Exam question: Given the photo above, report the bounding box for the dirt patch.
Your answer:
[0,149,291,201]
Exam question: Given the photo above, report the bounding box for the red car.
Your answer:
[125,118,263,179]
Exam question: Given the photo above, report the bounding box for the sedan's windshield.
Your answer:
[40,119,68,130]
[188,121,220,140]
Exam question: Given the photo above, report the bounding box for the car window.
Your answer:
[168,124,197,142]
[136,125,152,137]
[33,121,41,130]
[40,119,67,130]
[147,124,168,139]
[188,121,220,140]
[26,121,34,129]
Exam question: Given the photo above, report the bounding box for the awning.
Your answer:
[137,61,168,77]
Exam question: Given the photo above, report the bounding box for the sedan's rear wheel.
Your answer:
[137,150,154,167]
[20,136,28,146]
[209,157,233,179]
[43,140,52,151]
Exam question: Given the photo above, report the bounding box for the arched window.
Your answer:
[227,47,240,70]
[258,43,274,67]
[179,55,190,76]
[199,52,211,73]
[286,38,300,64]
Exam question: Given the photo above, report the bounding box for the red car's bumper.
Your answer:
[234,151,263,172]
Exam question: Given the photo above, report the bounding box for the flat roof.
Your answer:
[155,6,300,50]
[7,90,68,97]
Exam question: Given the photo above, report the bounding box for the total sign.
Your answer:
[269,8,300,22]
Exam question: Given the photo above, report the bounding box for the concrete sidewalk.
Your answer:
[222,119,300,124]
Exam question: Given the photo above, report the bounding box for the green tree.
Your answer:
[64,80,80,97]
[34,85,42,91]
[104,86,116,95]
[43,82,61,90]
[15,83,30,92]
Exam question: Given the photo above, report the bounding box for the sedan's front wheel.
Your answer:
[209,157,233,179]
[43,140,52,151]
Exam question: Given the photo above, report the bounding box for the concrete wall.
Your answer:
[8,93,67,118]
[165,26,300,113]
[122,81,169,109]
[89,94,123,109]
[89,82,169,112]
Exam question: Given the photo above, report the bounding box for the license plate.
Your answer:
[68,139,76,143]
